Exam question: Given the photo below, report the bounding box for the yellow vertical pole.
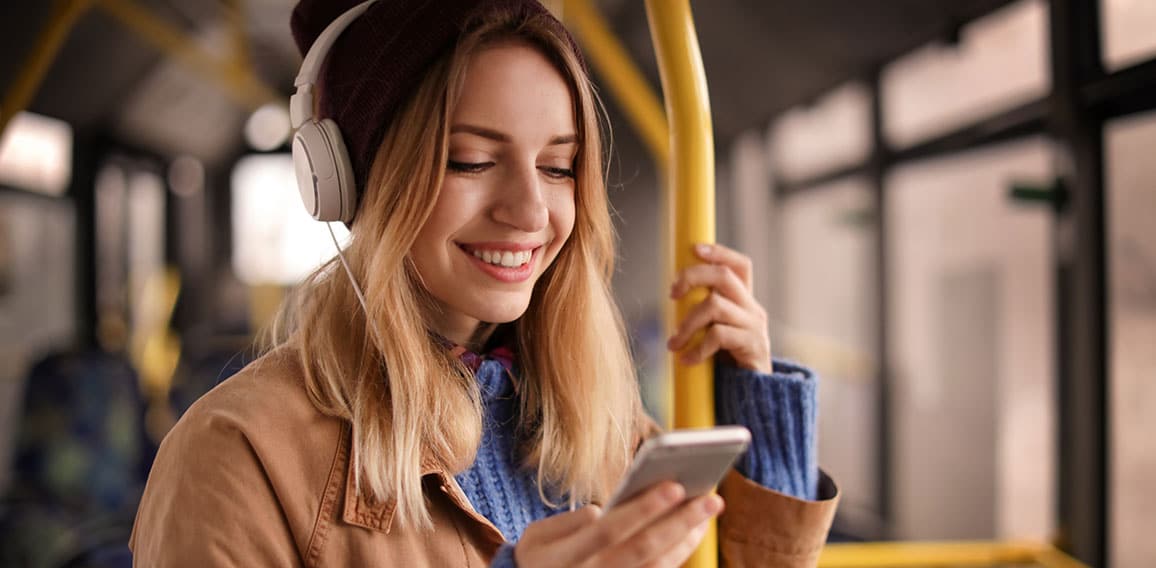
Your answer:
[645,1,717,567]
[0,0,95,136]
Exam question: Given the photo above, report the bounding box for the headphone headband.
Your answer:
[290,0,379,129]
[290,0,377,223]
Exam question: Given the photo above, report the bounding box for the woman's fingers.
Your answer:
[670,263,754,310]
[516,506,604,567]
[645,514,715,567]
[524,505,602,542]
[692,243,753,288]
[589,494,724,567]
[677,323,735,366]
[668,242,772,372]
[516,489,725,568]
[552,482,685,563]
[677,322,771,372]
[667,292,751,352]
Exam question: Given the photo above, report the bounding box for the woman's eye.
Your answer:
[540,166,576,180]
[447,160,492,173]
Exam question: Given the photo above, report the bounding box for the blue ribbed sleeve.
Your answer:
[714,359,818,501]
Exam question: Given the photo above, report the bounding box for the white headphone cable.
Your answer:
[327,222,386,345]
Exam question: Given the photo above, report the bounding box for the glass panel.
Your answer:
[778,177,878,532]
[769,82,871,184]
[882,0,1048,148]
[1102,0,1156,71]
[1106,110,1156,568]
[231,154,349,285]
[887,137,1054,540]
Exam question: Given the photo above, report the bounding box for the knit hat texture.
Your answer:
[290,0,581,197]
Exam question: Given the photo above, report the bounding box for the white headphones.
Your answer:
[289,0,379,223]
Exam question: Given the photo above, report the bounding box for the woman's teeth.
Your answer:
[472,249,533,268]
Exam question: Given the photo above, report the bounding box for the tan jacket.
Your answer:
[130,347,838,566]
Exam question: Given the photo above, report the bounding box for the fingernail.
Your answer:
[663,483,685,503]
[704,495,723,515]
[696,244,711,256]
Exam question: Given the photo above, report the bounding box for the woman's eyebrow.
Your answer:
[548,134,578,146]
[450,124,577,146]
[451,124,509,142]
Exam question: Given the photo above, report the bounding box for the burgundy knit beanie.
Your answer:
[290,0,583,197]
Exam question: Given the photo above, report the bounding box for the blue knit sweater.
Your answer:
[455,357,819,567]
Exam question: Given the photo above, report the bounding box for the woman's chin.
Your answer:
[463,296,533,325]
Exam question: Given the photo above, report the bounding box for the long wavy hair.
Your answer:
[274,10,643,529]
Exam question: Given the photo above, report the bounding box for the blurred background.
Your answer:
[0,0,1153,566]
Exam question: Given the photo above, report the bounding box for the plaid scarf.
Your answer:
[434,325,516,375]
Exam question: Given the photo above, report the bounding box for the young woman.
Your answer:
[130,1,838,566]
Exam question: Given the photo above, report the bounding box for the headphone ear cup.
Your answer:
[320,118,357,223]
[291,119,358,223]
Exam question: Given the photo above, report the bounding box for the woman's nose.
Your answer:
[491,164,549,232]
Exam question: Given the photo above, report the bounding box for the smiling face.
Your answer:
[410,41,578,345]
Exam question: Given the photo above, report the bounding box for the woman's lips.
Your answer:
[457,243,543,283]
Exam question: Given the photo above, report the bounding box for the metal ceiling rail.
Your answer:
[0,0,95,137]
[561,0,669,167]
[222,0,254,83]
[96,0,280,111]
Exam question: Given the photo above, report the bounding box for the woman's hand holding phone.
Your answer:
[513,482,724,567]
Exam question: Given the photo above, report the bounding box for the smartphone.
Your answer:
[605,425,751,509]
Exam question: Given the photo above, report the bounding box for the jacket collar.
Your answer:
[338,425,505,546]
[339,442,441,534]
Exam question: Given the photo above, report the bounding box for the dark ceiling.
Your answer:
[603,0,1017,144]
[0,0,1016,169]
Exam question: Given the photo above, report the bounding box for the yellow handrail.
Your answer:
[818,540,1090,568]
[645,1,717,567]
[0,0,95,137]
[1,0,280,136]
[561,0,670,167]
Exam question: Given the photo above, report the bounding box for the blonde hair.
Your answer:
[276,10,642,529]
